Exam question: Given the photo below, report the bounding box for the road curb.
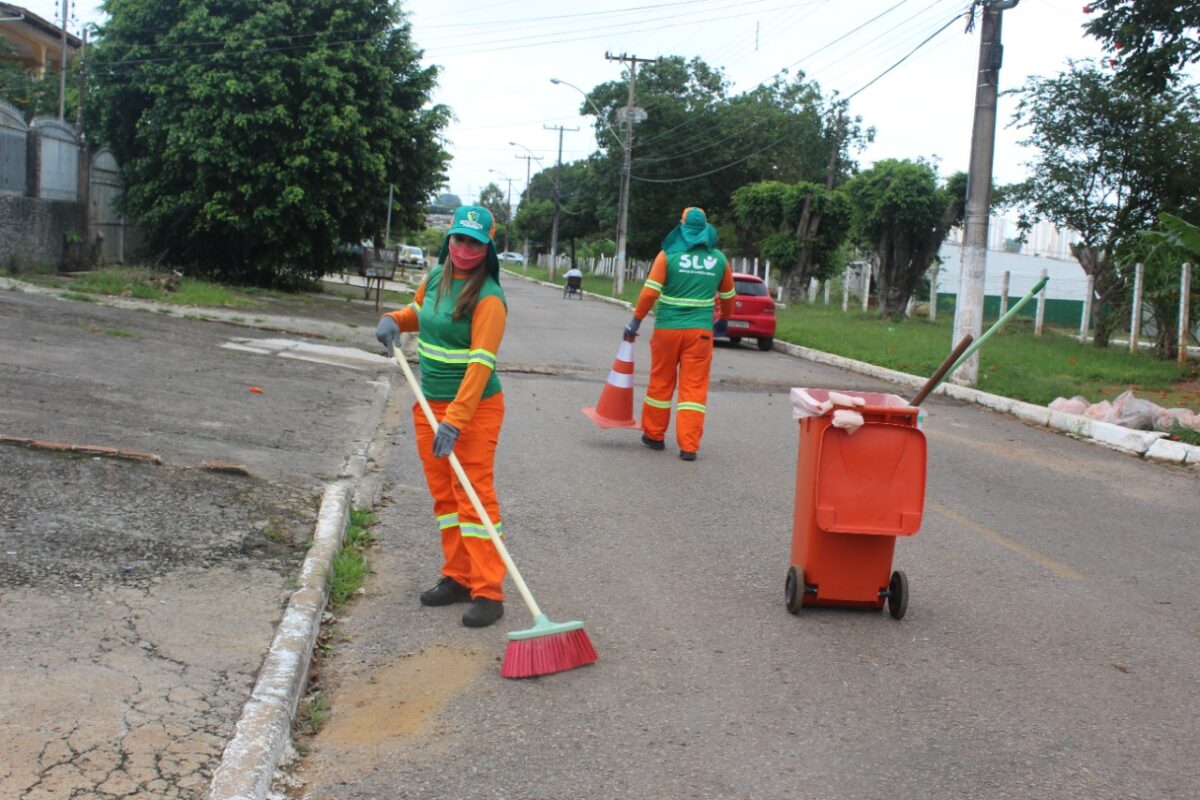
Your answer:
[208,375,394,799]
[500,273,1197,466]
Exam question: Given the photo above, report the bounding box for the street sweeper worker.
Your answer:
[374,205,508,628]
[623,207,735,461]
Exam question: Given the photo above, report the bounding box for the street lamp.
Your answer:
[551,76,633,295]
[509,141,542,271]
[487,168,514,254]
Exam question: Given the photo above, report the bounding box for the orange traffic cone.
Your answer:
[582,339,639,430]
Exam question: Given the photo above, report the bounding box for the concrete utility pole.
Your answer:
[952,0,1019,385]
[510,141,542,271]
[488,170,515,253]
[58,0,70,120]
[543,124,577,281]
[605,52,657,296]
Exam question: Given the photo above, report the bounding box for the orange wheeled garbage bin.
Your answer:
[785,389,926,620]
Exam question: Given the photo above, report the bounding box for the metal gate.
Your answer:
[88,148,126,263]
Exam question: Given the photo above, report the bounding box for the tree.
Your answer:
[730,181,850,298]
[843,160,966,320]
[478,182,509,224]
[1006,61,1200,346]
[1117,219,1199,360]
[582,60,861,259]
[90,0,450,286]
[1083,1,1200,90]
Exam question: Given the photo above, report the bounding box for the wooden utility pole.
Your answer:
[952,0,1019,385]
[543,124,577,281]
[58,0,70,120]
[605,51,657,295]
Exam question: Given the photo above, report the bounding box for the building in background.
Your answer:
[0,3,81,77]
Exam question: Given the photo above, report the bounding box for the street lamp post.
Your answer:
[509,141,542,271]
[550,77,632,294]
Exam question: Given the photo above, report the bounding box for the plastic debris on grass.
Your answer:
[1049,390,1200,433]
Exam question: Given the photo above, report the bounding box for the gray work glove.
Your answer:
[375,315,399,357]
[432,421,460,458]
[623,316,641,341]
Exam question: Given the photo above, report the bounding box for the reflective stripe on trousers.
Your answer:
[641,327,713,454]
[413,393,506,601]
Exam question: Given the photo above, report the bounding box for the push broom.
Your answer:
[391,342,597,679]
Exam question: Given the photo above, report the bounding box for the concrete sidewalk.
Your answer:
[0,282,399,800]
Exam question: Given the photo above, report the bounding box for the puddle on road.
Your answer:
[319,645,490,745]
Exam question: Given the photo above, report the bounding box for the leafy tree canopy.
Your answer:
[844,160,965,320]
[1005,60,1200,345]
[1083,0,1200,90]
[581,59,866,258]
[90,0,450,286]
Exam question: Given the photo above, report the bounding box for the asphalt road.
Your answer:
[293,276,1200,800]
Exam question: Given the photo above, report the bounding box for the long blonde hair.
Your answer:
[435,255,490,320]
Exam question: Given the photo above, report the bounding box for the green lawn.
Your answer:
[508,266,1199,414]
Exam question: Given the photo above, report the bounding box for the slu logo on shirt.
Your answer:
[678,253,718,272]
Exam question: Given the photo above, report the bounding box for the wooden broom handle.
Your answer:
[910,335,974,407]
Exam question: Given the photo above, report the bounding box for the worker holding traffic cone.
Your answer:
[623,207,734,461]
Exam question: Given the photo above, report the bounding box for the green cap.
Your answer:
[447,205,496,244]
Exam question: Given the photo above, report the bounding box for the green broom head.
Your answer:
[501,614,598,679]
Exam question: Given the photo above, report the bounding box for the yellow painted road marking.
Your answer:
[928,500,1086,581]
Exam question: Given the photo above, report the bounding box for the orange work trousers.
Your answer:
[641,327,714,454]
[413,393,506,601]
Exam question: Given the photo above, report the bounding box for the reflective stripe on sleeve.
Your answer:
[468,348,497,369]
[718,288,736,299]
[645,279,664,292]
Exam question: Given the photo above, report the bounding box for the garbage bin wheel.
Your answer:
[785,567,804,615]
[887,570,909,620]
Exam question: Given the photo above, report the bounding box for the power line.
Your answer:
[629,6,970,184]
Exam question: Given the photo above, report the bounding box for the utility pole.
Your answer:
[952,0,1019,385]
[510,141,541,272]
[544,123,577,282]
[606,52,657,296]
[58,0,70,120]
[488,169,515,254]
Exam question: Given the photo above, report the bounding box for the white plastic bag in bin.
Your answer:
[790,388,923,430]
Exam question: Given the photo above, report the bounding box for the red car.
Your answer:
[714,272,776,351]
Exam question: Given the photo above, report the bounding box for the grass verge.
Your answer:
[507,266,1198,412]
[329,508,377,608]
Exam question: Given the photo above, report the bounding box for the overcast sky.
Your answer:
[28,0,1109,206]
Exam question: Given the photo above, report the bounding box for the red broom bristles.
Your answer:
[501,628,598,679]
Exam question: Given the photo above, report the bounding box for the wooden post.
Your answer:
[861,265,871,312]
[1129,262,1144,354]
[807,278,817,303]
[1079,274,1094,343]
[842,265,850,312]
[1179,262,1192,365]
[1034,268,1047,337]
[823,280,830,305]
[999,270,1010,317]
[764,260,771,292]
[752,257,759,278]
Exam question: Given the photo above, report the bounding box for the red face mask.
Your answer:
[449,242,487,271]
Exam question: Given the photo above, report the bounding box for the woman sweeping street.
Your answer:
[375,205,509,628]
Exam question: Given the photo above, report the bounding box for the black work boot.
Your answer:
[641,434,665,451]
[679,450,697,462]
[462,597,505,628]
[419,576,471,606]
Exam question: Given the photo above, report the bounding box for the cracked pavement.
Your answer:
[0,284,393,798]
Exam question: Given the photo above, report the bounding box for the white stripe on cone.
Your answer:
[606,370,634,389]
[617,340,635,363]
